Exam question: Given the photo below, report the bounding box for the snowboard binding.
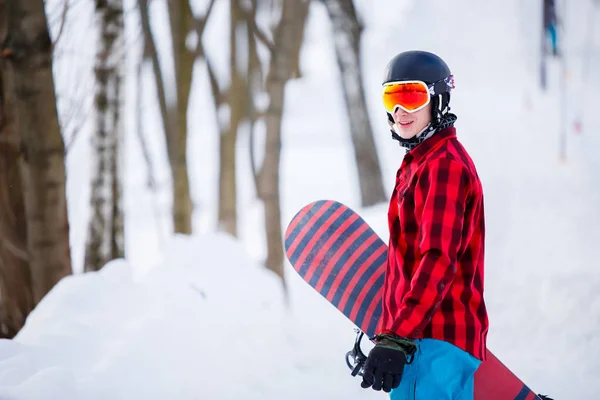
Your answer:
[345,329,368,377]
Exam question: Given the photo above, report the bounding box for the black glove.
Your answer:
[360,333,416,393]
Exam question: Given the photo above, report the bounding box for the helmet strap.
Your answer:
[432,93,451,122]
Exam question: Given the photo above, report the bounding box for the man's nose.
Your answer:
[394,107,407,120]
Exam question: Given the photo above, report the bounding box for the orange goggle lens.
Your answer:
[382,81,430,113]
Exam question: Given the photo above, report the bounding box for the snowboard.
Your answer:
[284,199,545,400]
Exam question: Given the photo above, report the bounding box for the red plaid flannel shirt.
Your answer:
[379,127,489,361]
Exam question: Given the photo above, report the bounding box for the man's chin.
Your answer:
[397,130,418,140]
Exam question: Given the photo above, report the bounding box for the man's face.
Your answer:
[392,102,433,139]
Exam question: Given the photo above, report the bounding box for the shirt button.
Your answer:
[438,282,445,291]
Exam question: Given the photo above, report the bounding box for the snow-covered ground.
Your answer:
[1,234,365,400]
[1,0,599,398]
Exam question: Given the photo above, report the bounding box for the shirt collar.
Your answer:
[402,126,457,165]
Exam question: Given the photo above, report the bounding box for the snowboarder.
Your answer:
[359,50,489,399]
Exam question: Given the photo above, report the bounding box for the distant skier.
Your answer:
[359,50,489,399]
[544,0,559,56]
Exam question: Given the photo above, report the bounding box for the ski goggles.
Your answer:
[382,76,454,114]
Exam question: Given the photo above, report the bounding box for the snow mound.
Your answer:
[0,234,299,400]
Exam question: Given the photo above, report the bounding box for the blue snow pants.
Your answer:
[389,339,481,400]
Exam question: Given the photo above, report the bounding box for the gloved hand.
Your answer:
[360,333,416,393]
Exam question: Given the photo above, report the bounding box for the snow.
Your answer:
[2,0,600,398]
[0,234,375,400]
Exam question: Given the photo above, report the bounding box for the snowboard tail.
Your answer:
[284,200,545,400]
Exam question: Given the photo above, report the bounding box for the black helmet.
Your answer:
[382,50,454,124]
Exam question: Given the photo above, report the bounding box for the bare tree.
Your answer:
[0,74,33,338]
[190,0,249,237]
[137,0,217,235]
[165,0,197,235]
[84,0,125,272]
[256,0,310,283]
[0,0,72,308]
[215,0,250,237]
[138,0,205,234]
[321,0,386,207]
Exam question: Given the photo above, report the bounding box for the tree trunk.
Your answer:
[0,0,72,305]
[246,0,263,195]
[138,0,193,235]
[167,0,194,235]
[85,0,125,272]
[321,0,386,207]
[217,0,247,237]
[0,73,34,338]
[258,0,310,283]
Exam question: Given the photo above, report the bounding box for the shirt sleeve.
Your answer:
[389,157,471,338]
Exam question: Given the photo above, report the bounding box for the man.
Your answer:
[359,50,489,399]
[543,0,559,57]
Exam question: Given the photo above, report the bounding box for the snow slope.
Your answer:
[0,234,388,400]
[1,0,599,398]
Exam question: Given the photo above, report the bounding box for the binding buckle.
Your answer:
[345,329,368,376]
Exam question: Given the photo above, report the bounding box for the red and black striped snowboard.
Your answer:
[284,200,544,400]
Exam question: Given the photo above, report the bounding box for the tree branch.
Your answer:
[135,58,157,190]
[51,0,70,50]
[193,0,217,56]
[200,42,224,106]
[246,3,264,198]
[243,0,276,55]
[137,0,171,151]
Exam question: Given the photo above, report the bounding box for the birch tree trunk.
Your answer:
[258,0,310,283]
[321,0,386,207]
[0,0,72,305]
[84,0,125,272]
